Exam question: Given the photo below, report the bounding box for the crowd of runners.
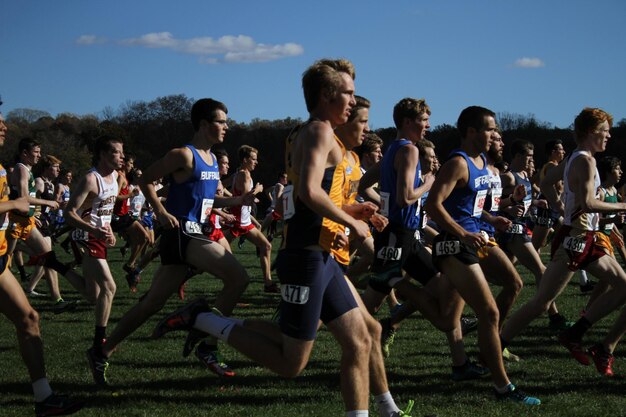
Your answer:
[1,58,625,416]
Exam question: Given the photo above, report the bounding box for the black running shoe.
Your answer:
[86,347,109,386]
[35,393,83,417]
[182,329,208,357]
[152,298,209,339]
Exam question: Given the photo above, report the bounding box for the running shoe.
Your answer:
[35,393,83,417]
[26,289,47,298]
[152,298,209,339]
[86,347,109,386]
[494,384,541,405]
[380,317,396,358]
[195,346,235,377]
[460,316,478,336]
[451,360,490,381]
[125,269,141,293]
[588,344,615,377]
[389,303,403,317]
[53,299,78,315]
[548,313,575,332]
[558,331,590,365]
[391,399,414,416]
[237,236,246,249]
[182,329,208,357]
[502,347,521,362]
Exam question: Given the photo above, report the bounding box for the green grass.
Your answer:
[1,241,625,417]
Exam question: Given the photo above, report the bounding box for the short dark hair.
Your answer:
[456,106,495,138]
[545,139,563,154]
[510,139,534,158]
[191,98,228,132]
[93,135,123,165]
[348,95,370,122]
[598,155,621,182]
[18,137,40,155]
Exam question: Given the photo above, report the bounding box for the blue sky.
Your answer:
[2,0,625,130]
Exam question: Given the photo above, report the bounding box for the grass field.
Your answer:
[1,241,625,417]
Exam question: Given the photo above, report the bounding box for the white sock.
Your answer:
[375,391,400,416]
[579,269,589,285]
[32,378,53,402]
[346,411,368,417]
[193,312,238,342]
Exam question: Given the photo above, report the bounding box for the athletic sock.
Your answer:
[193,312,237,342]
[566,316,592,340]
[374,391,400,416]
[32,378,53,402]
[94,326,107,348]
[346,411,368,417]
[17,264,27,280]
[578,269,589,285]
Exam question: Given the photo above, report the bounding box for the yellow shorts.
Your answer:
[9,216,36,241]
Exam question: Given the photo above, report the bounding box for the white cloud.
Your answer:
[513,57,545,68]
[101,31,303,64]
[76,35,107,45]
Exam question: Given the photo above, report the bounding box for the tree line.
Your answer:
[3,94,625,190]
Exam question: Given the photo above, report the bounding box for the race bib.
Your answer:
[563,236,586,253]
[376,246,402,261]
[281,284,310,305]
[491,188,502,212]
[282,185,295,220]
[183,221,202,234]
[71,228,89,241]
[508,223,524,234]
[473,189,488,217]
[434,240,461,256]
[200,198,214,224]
[380,192,390,217]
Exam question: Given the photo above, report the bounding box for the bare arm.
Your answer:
[297,123,369,241]
[13,166,58,209]
[357,161,381,205]
[540,160,566,214]
[395,145,433,207]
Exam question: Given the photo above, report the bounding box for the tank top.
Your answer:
[40,178,56,215]
[480,166,502,235]
[113,179,130,216]
[379,139,422,230]
[442,150,490,233]
[563,150,600,231]
[10,163,36,217]
[231,175,253,227]
[600,186,618,235]
[165,145,220,224]
[0,163,10,255]
[283,128,345,252]
[500,171,532,224]
[80,169,119,228]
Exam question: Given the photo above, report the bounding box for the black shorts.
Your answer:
[0,253,9,274]
[369,223,437,294]
[159,221,213,266]
[431,232,480,272]
[111,213,136,234]
[534,206,561,228]
[276,249,358,341]
[495,222,533,250]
